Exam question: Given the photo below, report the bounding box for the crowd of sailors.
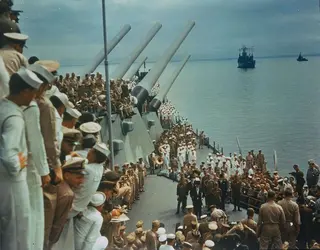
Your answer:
[150,114,320,249]
[1,4,320,250]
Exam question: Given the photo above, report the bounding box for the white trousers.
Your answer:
[0,178,30,250]
[27,171,45,250]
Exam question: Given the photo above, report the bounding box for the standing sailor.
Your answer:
[35,61,64,249]
[0,67,43,250]
[0,32,28,75]
[25,64,54,250]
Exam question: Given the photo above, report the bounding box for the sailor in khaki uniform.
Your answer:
[79,121,102,142]
[277,187,300,249]
[257,190,286,250]
[74,192,106,250]
[0,68,43,250]
[24,64,55,250]
[183,205,198,236]
[145,220,160,250]
[49,157,87,249]
[0,32,28,75]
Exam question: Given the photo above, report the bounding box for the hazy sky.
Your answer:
[14,0,320,65]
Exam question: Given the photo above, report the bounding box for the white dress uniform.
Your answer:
[70,162,104,216]
[0,98,31,250]
[0,56,9,99]
[54,109,63,148]
[74,206,104,250]
[23,100,50,250]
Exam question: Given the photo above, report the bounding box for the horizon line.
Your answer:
[58,53,320,67]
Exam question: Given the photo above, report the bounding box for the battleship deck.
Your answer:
[125,147,254,232]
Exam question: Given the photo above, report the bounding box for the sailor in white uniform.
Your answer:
[74,192,106,250]
[0,68,43,250]
[50,92,73,149]
[159,233,176,250]
[24,64,55,250]
[70,143,109,217]
[0,55,9,98]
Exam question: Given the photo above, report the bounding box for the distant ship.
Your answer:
[297,53,308,62]
[237,46,256,69]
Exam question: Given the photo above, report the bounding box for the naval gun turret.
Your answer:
[149,55,190,112]
[80,25,131,77]
[131,21,195,106]
[123,56,148,81]
[111,23,161,80]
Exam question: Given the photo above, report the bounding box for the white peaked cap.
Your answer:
[177,226,183,230]
[205,240,215,247]
[66,107,82,119]
[158,234,167,242]
[208,221,218,231]
[90,192,106,207]
[200,215,208,219]
[27,64,55,83]
[53,92,72,108]
[80,122,101,134]
[92,236,109,250]
[16,67,43,89]
[167,233,175,240]
[93,143,110,157]
[4,32,28,41]
[157,227,166,235]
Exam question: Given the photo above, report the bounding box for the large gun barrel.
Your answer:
[112,23,162,80]
[149,55,190,112]
[123,56,148,80]
[131,21,195,105]
[80,25,131,77]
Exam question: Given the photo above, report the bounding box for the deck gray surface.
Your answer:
[125,175,254,233]
[125,148,254,233]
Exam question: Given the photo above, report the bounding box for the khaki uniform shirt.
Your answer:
[0,47,28,75]
[278,198,300,225]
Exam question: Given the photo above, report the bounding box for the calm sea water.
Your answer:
[60,57,320,175]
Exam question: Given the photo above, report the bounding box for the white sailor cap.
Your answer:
[53,92,72,108]
[186,205,194,209]
[66,107,82,119]
[177,225,183,230]
[277,178,284,183]
[92,236,108,250]
[4,32,28,41]
[194,177,200,182]
[80,122,101,134]
[183,242,192,248]
[205,240,215,248]
[200,215,207,220]
[45,85,60,98]
[157,227,166,235]
[16,67,43,89]
[166,234,175,240]
[208,221,218,231]
[27,64,55,84]
[90,192,106,207]
[93,143,110,157]
[35,60,60,73]
[158,234,167,242]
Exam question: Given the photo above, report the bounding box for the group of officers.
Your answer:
[168,150,320,249]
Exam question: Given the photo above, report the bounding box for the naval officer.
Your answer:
[24,64,55,250]
[0,32,28,75]
[74,192,106,250]
[48,157,87,249]
[0,67,43,250]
